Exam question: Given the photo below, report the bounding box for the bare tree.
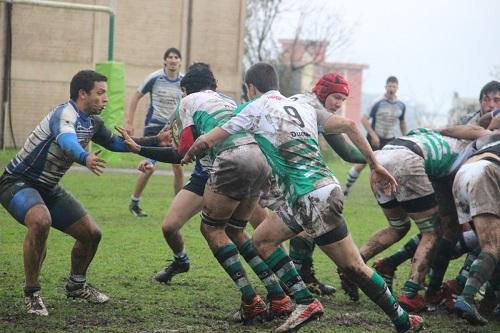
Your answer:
[243,1,353,97]
[281,5,352,72]
[244,0,283,70]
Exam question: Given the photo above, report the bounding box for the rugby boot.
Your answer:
[373,258,396,292]
[65,282,109,304]
[275,298,324,333]
[424,286,446,311]
[129,202,148,217]
[454,295,488,326]
[268,295,294,319]
[154,260,190,283]
[337,267,359,301]
[25,291,48,316]
[443,279,458,312]
[235,295,267,324]
[398,293,427,313]
[396,314,424,333]
[300,262,336,296]
[478,284,497,314]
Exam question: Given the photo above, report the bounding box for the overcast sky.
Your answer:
[274,0,499,117]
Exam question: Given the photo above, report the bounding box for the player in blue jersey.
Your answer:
[0,70,167,316]
[124,47,184,217]
[344,76,407,196]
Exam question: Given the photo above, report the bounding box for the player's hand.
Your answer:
[124,123,134,136]
[115,126,141,153]
[370,163,397,196]
[157,129,173,146]
[181,136,209,165]
[85,150,106,176]
[137,160,154,173]
[370,134,380,149]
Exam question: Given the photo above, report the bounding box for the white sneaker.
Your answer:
[25,291,49,316]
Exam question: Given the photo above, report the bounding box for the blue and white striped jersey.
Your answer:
[5,100,118,189]
[138,69,183,126]
[366,96,406,139]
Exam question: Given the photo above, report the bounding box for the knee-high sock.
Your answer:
[239,239,285,300]
[384,234,421,269]
[426,238,455,295]
[462,251,497,303]
[264,247,313,304]
[214,243,256,303]
[344,167,361,195]
[352,271,410,331]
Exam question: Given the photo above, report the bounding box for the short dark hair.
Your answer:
[479,80,500,101]
[70,70,107,101]
[386,76,398,85]
[245,62,279,93]
[180,62,217,95]
[164,47,182,60]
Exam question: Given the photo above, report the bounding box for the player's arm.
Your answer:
[323,114,397,193]
[399,103,407,135]
[480,109,500,129]
[181,127,230,164]
[439,124,491,140]
[488,111,500,130]
[322,133,365,164]
[323,115,378,169]
[123,91,144,134]
[51,109,105,174]
[399,119,408,136]
[361,113,376,137]
[50,108,89,165]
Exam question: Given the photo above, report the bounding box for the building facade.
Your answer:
[0,0,245,148]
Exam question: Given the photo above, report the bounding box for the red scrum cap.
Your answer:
[312,72,349,105]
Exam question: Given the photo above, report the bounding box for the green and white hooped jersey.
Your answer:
[289,92,333,134]
[221,90,335,204]
[400,128,469,179]
[176,90,255,161]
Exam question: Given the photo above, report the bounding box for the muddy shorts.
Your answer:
[375,148,434,204]
[287,181,345,239]
[453,160,500,224]
[0,172,87,231]
[258,176,286,210]
[207,143,271,200]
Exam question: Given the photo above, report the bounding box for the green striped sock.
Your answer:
[264,247,313,304]
[214,243,256,302]
[239,239,285,300]
[462,251,497,303]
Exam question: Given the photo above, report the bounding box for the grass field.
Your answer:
[0,149,499,333]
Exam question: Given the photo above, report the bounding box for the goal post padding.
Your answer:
[94,62,125,162]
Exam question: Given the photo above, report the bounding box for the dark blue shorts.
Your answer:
[183,173,208,196]
[0,172,87,231]
[143,124,166,137]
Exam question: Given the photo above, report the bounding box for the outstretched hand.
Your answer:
[115,126,141,153]
[157,129,173,146]
[85,150,106,176]
[370,163,397,196]
[180,136,210,165]
[137,160,154,173]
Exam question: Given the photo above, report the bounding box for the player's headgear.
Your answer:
[312,72,349,105]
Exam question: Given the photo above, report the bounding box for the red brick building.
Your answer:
[279,39,368,123]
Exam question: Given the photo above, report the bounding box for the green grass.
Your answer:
[0,150,498,332]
